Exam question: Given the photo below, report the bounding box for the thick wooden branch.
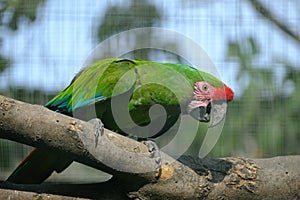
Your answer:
[0,95,300,199]
[0,95,161,184]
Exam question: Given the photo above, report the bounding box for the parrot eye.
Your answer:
[202,84,208,91]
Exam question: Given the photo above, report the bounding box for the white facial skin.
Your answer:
[188,81,215,113]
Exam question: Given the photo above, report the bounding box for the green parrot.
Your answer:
[7,58,234,184]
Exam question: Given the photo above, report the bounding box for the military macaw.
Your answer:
[7,58,234,183]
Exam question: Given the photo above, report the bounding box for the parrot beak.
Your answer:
[209,100,227,127]
[189,102,212,122]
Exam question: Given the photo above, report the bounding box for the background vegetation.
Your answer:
[0,0,299,181]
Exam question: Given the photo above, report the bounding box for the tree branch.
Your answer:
[247,0,300,46]
[0,95,299,199]
[0,95,161,184]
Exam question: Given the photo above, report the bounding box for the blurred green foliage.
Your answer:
[0,1,299,179]
[94,0,184,62]
[96,0,160,60]
[0,0,48,102]
[0,0,45,76]
[96,0,161,42]
[0,0,45,30]
[0,40,10,73]
[209,37,300,157]
[0,0,46,97]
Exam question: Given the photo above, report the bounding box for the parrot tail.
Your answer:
[6,148,72,184]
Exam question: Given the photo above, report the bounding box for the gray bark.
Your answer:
[0,95,299,199]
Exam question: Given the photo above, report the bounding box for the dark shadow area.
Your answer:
[0,180,128,199]
[178,155,233,183]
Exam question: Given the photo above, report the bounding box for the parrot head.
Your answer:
[188,81,234,126]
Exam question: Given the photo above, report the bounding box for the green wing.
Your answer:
[45,58,136,113]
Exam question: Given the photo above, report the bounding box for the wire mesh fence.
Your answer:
[0,0,299,182]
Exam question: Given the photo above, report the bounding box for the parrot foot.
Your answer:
[88,118,104,148]
[143,140,162,170]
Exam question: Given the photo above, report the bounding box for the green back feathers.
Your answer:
[46,58,224,113]
[163,63,224,87]
[46,58,135,112]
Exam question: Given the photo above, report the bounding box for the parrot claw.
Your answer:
[143,140,162,170]
[88,118,104,148]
